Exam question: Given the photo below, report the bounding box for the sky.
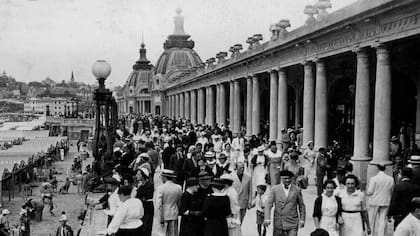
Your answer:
[0,0,357,87]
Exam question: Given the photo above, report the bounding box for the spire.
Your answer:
[133,38,152,70]
[70,71,75,83]
[173,8,186,35]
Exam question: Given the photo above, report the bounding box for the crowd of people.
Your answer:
[86,114,420,236]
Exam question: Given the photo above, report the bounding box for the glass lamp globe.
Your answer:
[92,60,111,79]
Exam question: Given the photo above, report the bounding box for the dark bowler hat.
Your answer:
[279,170,294,177]
[186,177,199,187]
[310,228,329,236]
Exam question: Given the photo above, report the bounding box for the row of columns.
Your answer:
[167,45,392,174]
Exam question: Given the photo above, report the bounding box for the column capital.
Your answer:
[301,59,313,66]
[352,45,369,54]
[313,56,324,64]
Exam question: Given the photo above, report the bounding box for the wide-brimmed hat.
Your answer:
[138,153,150,161]
[409,155,420,164]
[198,171,212,180]
[210,178,225,188]
[204,151,216,158]
[257,146,265,152]
[161,169,176,178]
[186,177,199,187]
[2,209,10,215]
[220,174,234,185]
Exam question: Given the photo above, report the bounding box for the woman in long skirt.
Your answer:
[179,178,202,236]
[202,179,231,236]
[135,168,154,236]
[251,146,269,190]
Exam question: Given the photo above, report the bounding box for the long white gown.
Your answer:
[252,155,267,191]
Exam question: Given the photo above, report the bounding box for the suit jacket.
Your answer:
[156,180,183,221]
[265,184,306,230]
[182,159,200,178]
[388,179,420,218]
[366,171,394,206]
[231,172,253,209]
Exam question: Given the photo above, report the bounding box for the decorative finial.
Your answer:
[304,5,318,26]
[315,0,332,20]
[173,8,186,35]
[141,32,145,48]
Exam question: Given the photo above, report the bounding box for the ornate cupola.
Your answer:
[133,41,152,70]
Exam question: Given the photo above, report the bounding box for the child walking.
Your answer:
[252,184,267,236]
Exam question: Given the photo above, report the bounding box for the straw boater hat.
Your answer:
[161,169,176,178]
[210,178,225,188]
[2,209,10,215]
[409,155,420,165]
[204,151,216,158]
[257,146,265,152]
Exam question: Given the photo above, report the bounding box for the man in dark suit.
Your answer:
[182,152,200,179]
[264,170,306,236]
[388,167,420,228]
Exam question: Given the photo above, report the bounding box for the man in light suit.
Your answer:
[264,170,305,236]
[231,162,253,223]
[157,169,183,236]
[366,164,394,236]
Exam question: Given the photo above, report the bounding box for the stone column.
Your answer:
[277,69,288,139]
[246,76,253,137]
[205,87,210,124]
[172,95,176,119]
[295,90,301,129]
[180,92,185,118]
[208,86,215,126]
[168,96,172,118]
[371,45,392,166]
[415,77,420,146]
[198,88,205,124]
[269,69,278,141]
[185,91,190,121]
[216,84,220,125]
[233,79,241,134]
[252,75,260,135]
[229,81,235,130]
[302,61,315,147]
[314,59,328,149]
[175,94,179,118]
[220,84,227,126]
[190,90,197,124]
[351,48,371,189]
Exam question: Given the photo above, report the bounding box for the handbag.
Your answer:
[226,216,240,228]
[296,175,308,189]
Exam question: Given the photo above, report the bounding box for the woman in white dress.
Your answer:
[221,174,242,236]
[337,175,371,236]
[301,141,317,185]
[250,146,269,193]
[313,180,343,236]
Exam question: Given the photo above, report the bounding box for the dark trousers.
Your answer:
[141,202,154,236]
[316,172,325,196]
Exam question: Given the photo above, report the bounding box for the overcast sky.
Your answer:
[0,0,356,87]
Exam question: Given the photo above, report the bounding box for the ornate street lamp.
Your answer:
[91,60,118,175]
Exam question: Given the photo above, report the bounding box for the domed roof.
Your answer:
[155,48,201,75]
[154,9,202,76]
[125,42,153,91]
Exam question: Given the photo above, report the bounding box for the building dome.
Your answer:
[154,9,202,77]
[124,42,153,97]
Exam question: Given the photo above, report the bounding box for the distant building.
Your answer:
[24,97,75,116]
[115,41,153,114]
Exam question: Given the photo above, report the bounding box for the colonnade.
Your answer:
[167,45,394,182]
